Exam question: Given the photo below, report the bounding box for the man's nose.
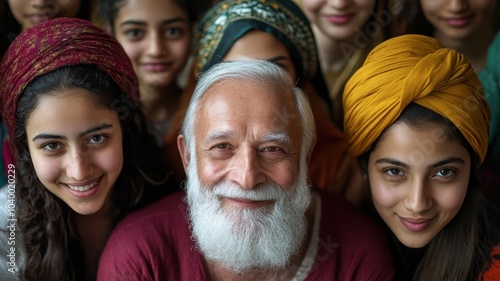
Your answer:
[227,147,266,189]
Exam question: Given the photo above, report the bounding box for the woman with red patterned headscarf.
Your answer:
[0,18,170,280]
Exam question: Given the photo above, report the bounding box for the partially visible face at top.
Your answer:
[367,121,470,248]
[420,0,497,40]
[8,0,81,31]
[222,30,298,83]
[300,0,376,42]
[26,88,124,215]
[113,0,192,89]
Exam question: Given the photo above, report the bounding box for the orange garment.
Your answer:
[479,245,500,281]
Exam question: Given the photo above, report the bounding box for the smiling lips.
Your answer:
[224,197,274,209]
[27,14,52,25]
[325,14,355,25]
[142,63,171,72]
[68,181,98,192]
[399,217,434,232]
[445,16,473,27]
[64,177,101,198]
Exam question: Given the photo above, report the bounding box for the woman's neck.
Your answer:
[434,29,495,72]
[391,234,427,281]
[313,26,352,73]
[313,24,373,74]
[73,196,117,281]
[140,83,182,122]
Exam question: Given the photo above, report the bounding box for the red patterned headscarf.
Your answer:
[0,17,138,141]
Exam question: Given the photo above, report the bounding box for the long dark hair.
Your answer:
[405,0,434,36]
[0,0,19,57]
[14,64,167,281]
[361,103,493,281]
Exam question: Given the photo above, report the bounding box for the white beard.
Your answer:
[185,161,311,274]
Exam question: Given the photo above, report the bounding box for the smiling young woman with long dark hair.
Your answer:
[0,18,170,281]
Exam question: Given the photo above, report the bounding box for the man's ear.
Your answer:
[177,134,190,173]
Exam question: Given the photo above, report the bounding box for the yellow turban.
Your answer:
[343,34,491,163]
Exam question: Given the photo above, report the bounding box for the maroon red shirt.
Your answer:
[98,190,395,280]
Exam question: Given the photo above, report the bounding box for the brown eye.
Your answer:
[385,168,405,177]
[435,169,455,177]
[215,143,229,149]
[263,146,284,153]
[41,142,63,151]
[88,135,107,144]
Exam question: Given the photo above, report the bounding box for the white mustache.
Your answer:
[211,181,286,202]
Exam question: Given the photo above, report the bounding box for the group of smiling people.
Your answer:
[0,0,499,280]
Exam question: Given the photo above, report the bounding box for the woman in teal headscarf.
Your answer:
[165,0,368,205]
[192,0,330,108]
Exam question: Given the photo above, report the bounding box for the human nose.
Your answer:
[30,0,50,8]
[403,179,432,213]
[146,32,165,57]
[227,147,266,189]
[65,147,94,181]
[446,0,469,12]
[327,0,350,9]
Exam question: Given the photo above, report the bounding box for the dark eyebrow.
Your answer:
[119,18,187,28]
[375,157,466,170]
[79,124,113,138]
[375,158,410,170]
[119,20,147,27]
[32,124,113,142]
[32,134,66,142]
[429,157,465,169]
[266,56,289,64]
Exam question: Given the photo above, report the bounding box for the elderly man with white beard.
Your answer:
[97,59,395,281]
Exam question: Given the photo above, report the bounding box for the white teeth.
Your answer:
[68,181,97,192]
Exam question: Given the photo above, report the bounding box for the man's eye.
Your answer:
[263,147,282,153]
[215,143,229,149]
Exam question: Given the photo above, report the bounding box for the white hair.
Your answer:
[180,58,316,164]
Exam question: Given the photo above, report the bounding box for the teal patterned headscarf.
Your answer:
[193,0,317,81]
[478,31,500,168]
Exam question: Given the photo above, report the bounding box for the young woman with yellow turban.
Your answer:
[343,34,500,280]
